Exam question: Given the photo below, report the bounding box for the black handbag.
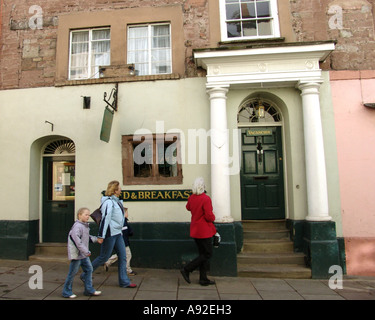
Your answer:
[90,206,102,225]
[90,198,111,225]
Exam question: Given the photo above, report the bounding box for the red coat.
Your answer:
[186,193,216,239]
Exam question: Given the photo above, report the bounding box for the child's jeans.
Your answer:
[62,257,96,297]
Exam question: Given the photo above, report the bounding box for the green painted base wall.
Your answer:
[0,219,346,279]
[90,222,242,277]
[287,219,346,279]
[0,220,39,260]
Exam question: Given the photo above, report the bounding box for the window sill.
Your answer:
[55,73,180,87]
[218,37,285,47]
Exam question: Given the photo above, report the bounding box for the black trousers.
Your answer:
[184,237,213,281]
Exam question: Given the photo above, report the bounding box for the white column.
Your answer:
[298,81,332,221]
[207,87,233,223]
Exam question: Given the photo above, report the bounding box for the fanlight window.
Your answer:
[44,140,76,155]
[238,99,281,123]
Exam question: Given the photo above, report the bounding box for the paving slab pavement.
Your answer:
[1,259,375,303]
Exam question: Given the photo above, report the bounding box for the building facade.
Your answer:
[0,0,374,277]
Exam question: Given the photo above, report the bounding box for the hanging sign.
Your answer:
[100,107,114,143]
[246,128,273,137]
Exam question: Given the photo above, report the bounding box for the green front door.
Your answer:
[42,157,75,242]
[240,126,285,220]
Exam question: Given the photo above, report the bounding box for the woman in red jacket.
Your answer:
[181,177,216,286]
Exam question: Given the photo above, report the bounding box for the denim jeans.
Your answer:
[62,257,96,297]
[87,233,131,287]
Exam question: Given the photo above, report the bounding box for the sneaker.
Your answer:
[126,283,137,288]
[64,294,77,299]
[88,291,102,296]
[128,271,137,276]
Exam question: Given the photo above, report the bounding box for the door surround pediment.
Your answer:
[194,41,335,89]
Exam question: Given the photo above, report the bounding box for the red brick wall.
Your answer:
[1,0,375,89]
[0,0,210,89]
[290,0,375,70]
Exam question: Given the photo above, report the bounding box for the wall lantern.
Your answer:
[128,65,135,76]
[82,96,91,109]
[364,103,375,109]
[256,100,265,118]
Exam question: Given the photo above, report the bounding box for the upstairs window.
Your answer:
[127,23,172,76]
[69,28,110,80]
[220,0,280,41]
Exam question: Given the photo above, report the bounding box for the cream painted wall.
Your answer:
[0,75,341,234]
[0,79,210,224]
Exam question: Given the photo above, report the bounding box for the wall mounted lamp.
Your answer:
[364,103,375,109]
[128,65,135,76]
[82,96,91,109]
[256,100,265,119]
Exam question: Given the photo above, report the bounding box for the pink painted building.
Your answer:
[331,70,375,276]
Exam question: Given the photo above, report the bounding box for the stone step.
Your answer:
[34,243,67,255]
[237,264,312,279]
[243,229,289,240]
[238,220,311,278]
[237,252,306,265]
[29,254,69,264]
[242,220,287,231]
[29,243,68,263]
[243,239,294,253]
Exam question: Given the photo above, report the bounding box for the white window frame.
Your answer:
[127,23,172,76]
[219,0,280,42]
[68,27,111,80]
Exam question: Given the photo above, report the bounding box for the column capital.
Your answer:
[206,87,229,100]
[297,80,323,95]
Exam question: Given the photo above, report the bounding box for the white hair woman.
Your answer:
[191,177,205,195]
[181,177,217,286]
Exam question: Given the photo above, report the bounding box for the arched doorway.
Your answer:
[238,97,285,220]
[42,139,76,242]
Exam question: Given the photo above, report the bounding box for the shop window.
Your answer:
[122,133,182,185]
[69,28,111,80]
[219,0,280,41]
[127,23,172,76]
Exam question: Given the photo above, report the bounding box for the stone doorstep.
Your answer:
[29,243,68,264]
[237,264,312,279]
[238,220,311,279]
[243,239,294,253]
[237,252,306,265]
